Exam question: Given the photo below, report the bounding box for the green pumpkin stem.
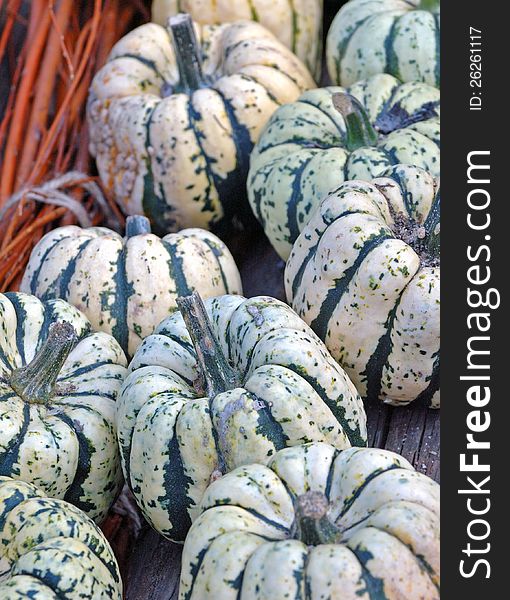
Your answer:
[424,188,440,258]
[176,292,240,397]
[418,0,440,12]
[293,491,342,546]
[168,13,204,93]
[332,92,378,152]
[10,322,77,405]
[125,215,151,238]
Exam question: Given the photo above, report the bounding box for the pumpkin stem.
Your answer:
[293,491,342,546]
[125,215,151,237]
[424,187,440,258]
[168,13,204,93]
[176,292,240,397]
[418,0,440,12]
[332,92,378,152]
[10,322,77,405]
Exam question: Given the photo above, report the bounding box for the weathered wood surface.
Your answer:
[124,231,440,599]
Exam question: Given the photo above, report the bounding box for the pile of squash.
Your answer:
[0,0,440,598]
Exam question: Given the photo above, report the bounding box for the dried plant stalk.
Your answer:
[0,0,146,291]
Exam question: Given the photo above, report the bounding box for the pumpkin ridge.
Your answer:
[309,230,392,340]
[324,447,341,500]
[142,105,175,234]
[113,52,165,82]
[285,155,316,245]
[27,234,75,296]
[349,544,388,600]
[3,292,30,365]
[186,101,221,218]
[248,391,289,455]
[199,237,230,292]
[384,13,403,80]
[57,360,117,381]
[0,403,30,478]
[279,361,365,448]
[433,12,440,85]
[332,14,374,85]
[55,413,97,516]
[358,523,439,591]
[160,239,193,298]
[108,245,133,357]
[289,209,362,299]
[299,97,346,138]
[209,87,253,224]
[411,349,440,408]
[9,568,69,599]
[337,464,404,521]
[56,238,95,301]
[156,417,195,541]
[360,280,412,402]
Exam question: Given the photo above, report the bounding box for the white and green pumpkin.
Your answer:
[248,73,440,259]
[0,476,122,599]
[152,0,324,79]
[20,215,242,358]
[88,14,314,235]
[327,0,440,87]
[118,292,366,542]
[180,442,440,599]
[285,165,440,407]
[0,293,127,523]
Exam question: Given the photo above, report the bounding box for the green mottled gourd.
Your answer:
[0,476,122,599]
[152,0,324,79]
[180,442,440,599]
[117,292,366,542]
[327,0,440,87]
[0,293,127,523]
[248,74,440,259]
[285,164,440,407]
[87,13,314,235]
[20,215,242,358]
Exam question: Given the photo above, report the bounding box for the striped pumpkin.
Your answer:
[20,215,242,358]
[0,293,127,523]
[327,0,440,87]
[152,0,323,79]
[285,165,440,407]
[0,477,122,599]
[180,442,440,599]
[87,14,314,236]
[118,292,366,542]
[248,74,440,259]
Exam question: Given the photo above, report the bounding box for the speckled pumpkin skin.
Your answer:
[327,0,440,87]
[117,295,366,542]
[285,165,440,407]
[87,19,314,235]
[180,442,440,600]
[247,73,440,259]
[152,0,324,79]
[0,477,122,599]
[0,293,127,523]
[20,224,242,358]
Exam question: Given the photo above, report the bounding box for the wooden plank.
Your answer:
[126,527,181,600]
[385,406,440,482]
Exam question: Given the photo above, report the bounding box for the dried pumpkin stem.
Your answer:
[332,92,378,152]
[419,0,440,12]
[176,292,240,397]
[168,13,204,93]
[10,322,77,405]
[125,215,151,238]
[293,491,342,546]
